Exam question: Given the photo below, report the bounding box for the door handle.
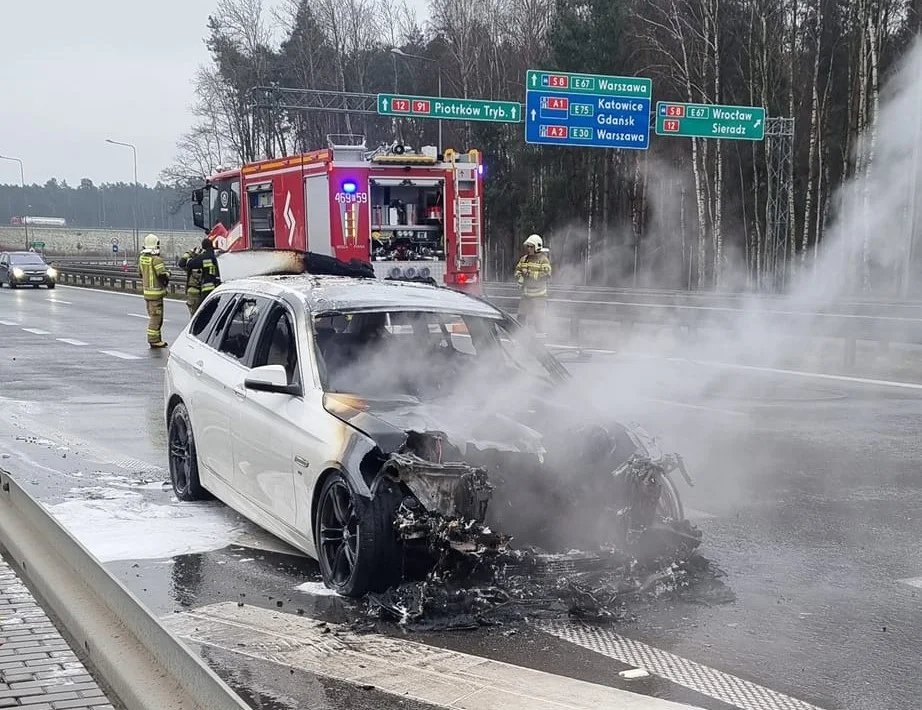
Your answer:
[294,455,310,470]
[233,386,246,399]
[192,360,204,375]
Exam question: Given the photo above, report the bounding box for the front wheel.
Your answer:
[314,473,402,597]
[168,403,209,501]
[47,282,55,289]
[656,471,685,522]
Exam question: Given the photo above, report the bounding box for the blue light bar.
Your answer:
[342,181,357,193]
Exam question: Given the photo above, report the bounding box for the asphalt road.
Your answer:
[1,282,921,710]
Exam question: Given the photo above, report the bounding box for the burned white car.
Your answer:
[164,255,699,597]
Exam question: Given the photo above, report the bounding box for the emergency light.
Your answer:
[342,180,357,194]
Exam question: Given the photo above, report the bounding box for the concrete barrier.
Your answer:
[0,469,251,710]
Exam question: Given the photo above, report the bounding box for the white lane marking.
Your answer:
[128,313,170,323]
[56,338,89,346]
[46,298,72,304]
[163,602,698,710]
[556,345,922,392]
[537,621,828,710]
[673,358,922,392]
[98,350,142,360]
[898,577,922,589]
[0,319,17,326]
[638,396,747,417]
[59,284,145,300]
[21,327,51,335]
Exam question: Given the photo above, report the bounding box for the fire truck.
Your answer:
[190,135,485,291]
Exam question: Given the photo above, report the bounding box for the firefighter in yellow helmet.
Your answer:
[513,233,552,339]
[138,233,169,348]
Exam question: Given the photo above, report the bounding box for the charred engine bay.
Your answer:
[361,427,729,631]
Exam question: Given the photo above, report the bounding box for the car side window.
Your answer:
[252,304,301,386]
[217,296,265,361]
[189,293,228,341]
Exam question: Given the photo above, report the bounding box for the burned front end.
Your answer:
[374,421,701,582]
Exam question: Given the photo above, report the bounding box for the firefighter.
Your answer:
[138,233,169,348]
[514,233,552,339]
[178,244,202,315]
[181,238,222,315]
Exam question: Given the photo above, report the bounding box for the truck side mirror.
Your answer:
[191,188,204,204]
[192,203,205,230]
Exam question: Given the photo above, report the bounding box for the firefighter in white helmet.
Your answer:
[513,233,552,339]
[138,233,170,348]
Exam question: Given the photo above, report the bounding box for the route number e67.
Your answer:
[334,192,368,204]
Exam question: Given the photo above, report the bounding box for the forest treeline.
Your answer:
[161,0,921,290]
[0,179,192,232]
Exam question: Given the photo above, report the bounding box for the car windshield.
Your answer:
[10,254,46,266]
[312,308,563,400]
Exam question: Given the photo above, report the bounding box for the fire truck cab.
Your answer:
[191,135,484,291]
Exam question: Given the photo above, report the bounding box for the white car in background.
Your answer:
[163,267,694,596]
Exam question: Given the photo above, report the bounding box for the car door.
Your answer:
[202,293,272,486]
[190,291,250,483]
[0,254,8,283]
[231,299,307,531]
[177,292,235,480]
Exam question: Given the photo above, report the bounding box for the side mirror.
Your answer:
[243,364,301,396]
[191,188,204,204]
[192,203,205,230]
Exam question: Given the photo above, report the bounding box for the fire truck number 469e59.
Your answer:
[190,135,485,292]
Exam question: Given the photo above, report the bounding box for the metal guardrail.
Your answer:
[52,263,922,365]
[0,469,251,710]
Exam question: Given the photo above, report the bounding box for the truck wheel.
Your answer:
[314,472,402,597]
[168,403,209,501]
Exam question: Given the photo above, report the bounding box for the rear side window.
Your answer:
[190,293,229,340]
[218,296,267,361]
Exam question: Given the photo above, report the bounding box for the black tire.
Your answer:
[168,403,209,501]
[313,472,402,597]
[47,282,55,289]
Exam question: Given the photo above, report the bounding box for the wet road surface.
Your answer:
[1,283,921,709]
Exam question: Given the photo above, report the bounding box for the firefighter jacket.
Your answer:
[138,251,169,300]
[514,251,552,298]
[184,251,221,295]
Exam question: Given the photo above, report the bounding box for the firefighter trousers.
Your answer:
[517,295,547,338]
[186,290,202,317]
[146,298,165,344]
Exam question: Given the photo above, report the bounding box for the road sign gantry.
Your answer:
[524,70,652,150]
[377,94,522,123]
[655,101,766,140]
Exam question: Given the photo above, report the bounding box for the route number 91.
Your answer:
[334,191,368,204]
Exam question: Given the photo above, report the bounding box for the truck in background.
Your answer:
[191,135,485,292]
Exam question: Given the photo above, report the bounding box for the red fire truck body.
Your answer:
[192,137,484,290]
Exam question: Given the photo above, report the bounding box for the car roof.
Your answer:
[222,274,504,318]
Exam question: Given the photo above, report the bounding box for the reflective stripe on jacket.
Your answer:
[139,253,168,299]
[514,252,552,298]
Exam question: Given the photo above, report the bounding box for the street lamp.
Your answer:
[105,138,139,255]
[0,155,28,248]
[390,48,442,154]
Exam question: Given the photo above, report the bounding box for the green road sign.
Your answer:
[526,70,651,98]
[30,241,45,249]
[377,94,522,123]
[655,101,765,140]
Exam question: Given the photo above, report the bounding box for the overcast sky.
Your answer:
[0,0,427,188]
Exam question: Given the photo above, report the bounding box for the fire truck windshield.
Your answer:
[208,176,241,231]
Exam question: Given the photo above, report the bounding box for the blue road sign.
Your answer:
[524,70,652,150]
